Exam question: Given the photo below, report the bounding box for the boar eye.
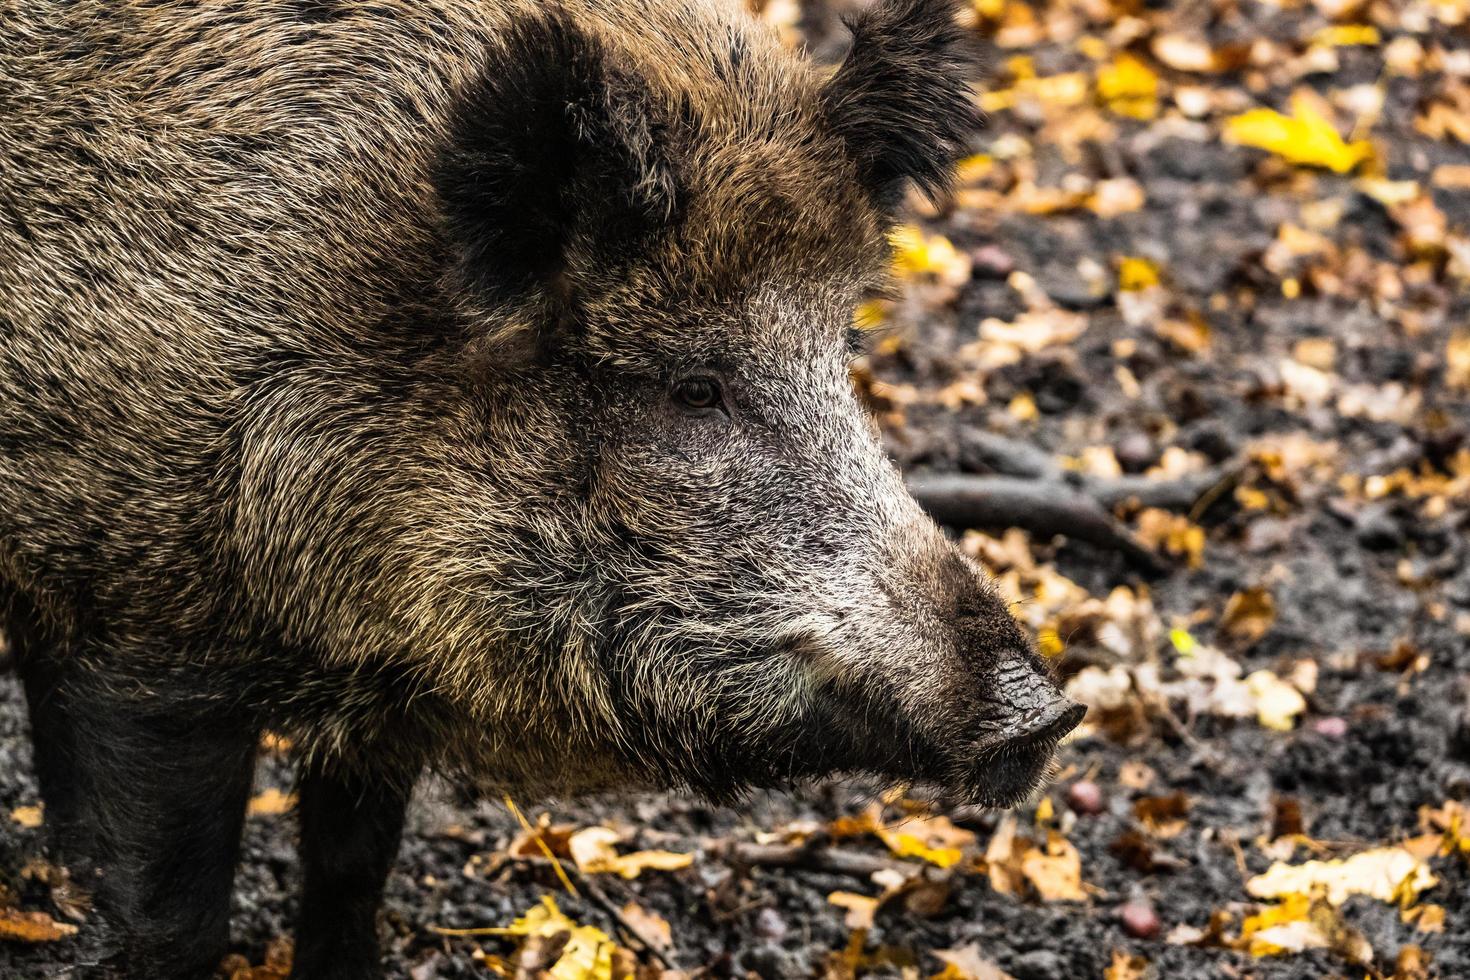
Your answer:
[670,376,724,414]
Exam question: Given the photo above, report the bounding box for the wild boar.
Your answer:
[0,0,1083,975]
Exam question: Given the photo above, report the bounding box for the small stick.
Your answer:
[570,869,674,971]
[716,840,906,879]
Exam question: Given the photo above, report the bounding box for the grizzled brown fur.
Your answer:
[0,0,1079,975]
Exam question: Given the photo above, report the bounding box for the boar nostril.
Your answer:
[1021,698,1087,747]
[982,695,1086,755]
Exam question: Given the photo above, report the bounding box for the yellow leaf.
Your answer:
[1312,24,1381,46]
[1224,94,1373,173]
[1246,670,1306,731]
[568,827,693,879]
[10,805,42,829]
[1097,54,1159,120]
[432,896,617,980]
[956,154,995,184]
[1117,257,1160,291]
[890,225,972,285]
[1247,847,1438,906]
[880,832,963,868]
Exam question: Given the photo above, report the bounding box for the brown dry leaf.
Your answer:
[984,815,1024,896]
[1134,793,1190,837]
[1221,587,1276,645]
[618,902,672,951]
[979,309,1088,354]
[1394,945,1433,980]
[0,907,79,944]
[932,942,1015,980]
[510,814,577,860]
[828,891,880,931]
[1401,903,1445,934]
[221,936,294,980]
[1133,509,1205,567]
[1155,314,1212,354]
[1103,949,1151,980]
[10,805,42,829]
[1118,761,1156,791]
[246,788,295,817]
[568,827,693,880]
[1019,831,1087,901]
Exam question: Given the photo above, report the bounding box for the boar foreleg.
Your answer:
[290,763,416,980]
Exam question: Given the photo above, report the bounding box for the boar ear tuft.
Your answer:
[435,11,679,317]
[822,0,981,208]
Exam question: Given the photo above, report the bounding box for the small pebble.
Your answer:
[1066,779,1104,816]
[970,243,1016,278]
[753,907,787,942]
[1311,716,1349,738]
[1119,899,1161,939]
[1114,433,1157,474]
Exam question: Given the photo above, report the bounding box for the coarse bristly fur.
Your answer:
[0,0,1080,975]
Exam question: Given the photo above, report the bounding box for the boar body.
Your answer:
[0,1,1080,975]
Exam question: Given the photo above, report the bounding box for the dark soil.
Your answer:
[4,0,1469,977]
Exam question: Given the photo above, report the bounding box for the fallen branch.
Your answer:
[715,840,906,879]
[905,474,1170,574]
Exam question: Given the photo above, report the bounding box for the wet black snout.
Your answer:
[1003,695,1087,751]
[975,653,1086,755]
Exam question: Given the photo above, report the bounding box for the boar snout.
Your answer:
[975,652,1086,753]
[958,649,1085,807]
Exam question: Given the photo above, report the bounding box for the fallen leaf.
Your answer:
[618,902,671,951]
[1247,847,1437,906]
[1225,92,1373,173]
[828,891,880,931]
[1097,54,1159,119]
[1241,892,1373,964]
[432,896,617,980]
[246,788,296,817]
[1020,831,1087,901]
[891,224,972,288]
[1221,588,1276,644]
[1246,670,1307,731]
[0,907,78,943]
[1117,257,1160,291]
[933,942,1014,979]
[1401,903,1445,933]
[10,805,42,829]
[568,827,693,879]
[1103,949,1150,980]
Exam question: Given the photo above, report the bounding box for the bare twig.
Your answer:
[715,840,906,879]
[570,869,675,971]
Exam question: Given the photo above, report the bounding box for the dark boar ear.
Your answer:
[435,11,679,324]
[821,0,981,209]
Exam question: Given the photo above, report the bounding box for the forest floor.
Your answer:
[4,0,1470,977]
